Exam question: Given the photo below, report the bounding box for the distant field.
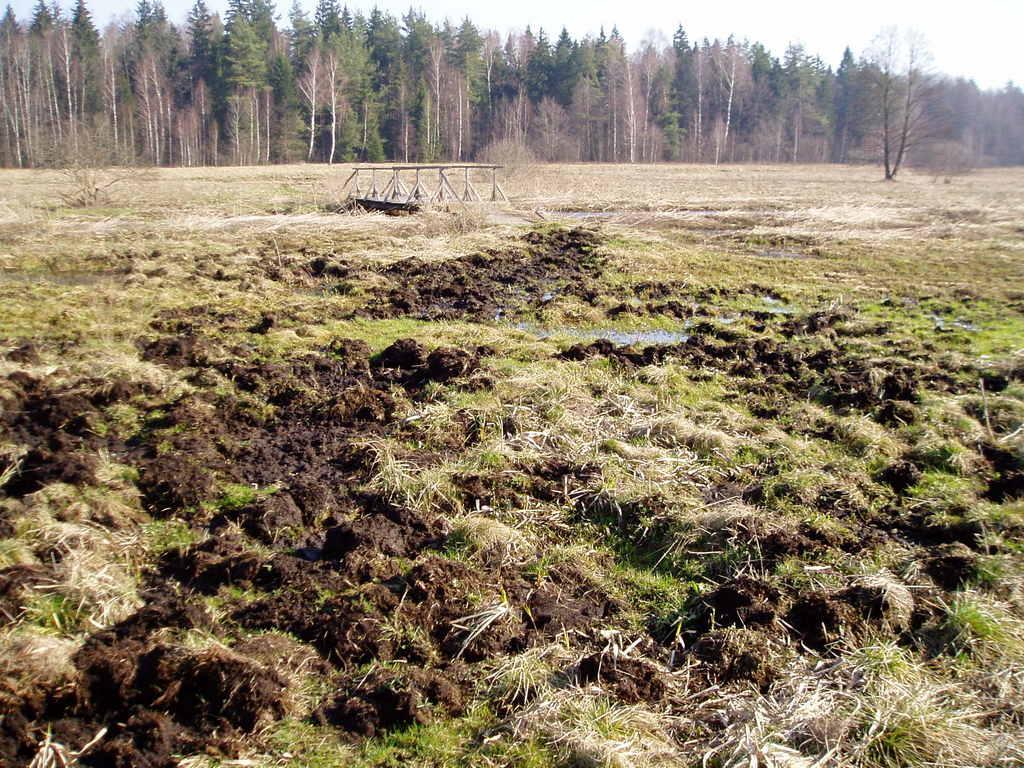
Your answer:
[1,164,1022,767]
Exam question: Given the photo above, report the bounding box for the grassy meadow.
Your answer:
[1,163,1023,767]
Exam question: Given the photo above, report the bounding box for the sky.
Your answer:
[9,0,1023,89]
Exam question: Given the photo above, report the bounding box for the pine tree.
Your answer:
[135,0,165,46]
[314,0,340,41]
[526,28,552,102]
[249,0,275,44]
[552,27,577,106]
[1,4,19,34]
[288,0,315,63]
[71,0,102,114]
[832,47,855,162]
[454,18,482,98]
[29,0,54,34]
[71,0,98,47]
[187,0,215,84]
[226,15,266,90]
[268,51,302,160]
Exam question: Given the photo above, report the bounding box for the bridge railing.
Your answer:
[343,164,508,206]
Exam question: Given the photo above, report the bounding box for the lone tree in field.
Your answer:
[867,28,937,180]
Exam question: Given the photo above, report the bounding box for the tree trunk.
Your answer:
[61,28,75,155]
[329,82,337,164]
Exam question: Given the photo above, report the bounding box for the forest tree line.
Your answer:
[1,0,1022,170]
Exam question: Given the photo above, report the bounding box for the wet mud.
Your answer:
[2,224,1021,762]
[361,227,604,321]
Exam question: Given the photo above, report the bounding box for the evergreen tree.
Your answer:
[401,9,431,82]
[268,51,301,160]
[367,8,401,80]
[71,0,102,114]
[249,0,276,44]
[135,0,169,48]
[288,0,315,63]
[186,0,215,85]
[71,0,98,48]
[366,8,401,152]
[225,15,266,90]
[314,0,340,40]
[29,0,54,34]
[454,17,483,99]
[1,4,19,35]
[526,28,552,102]
[551,28,577,106]
[832,47,855,162]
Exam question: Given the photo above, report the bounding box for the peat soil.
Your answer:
[0,325,631,765]
[2,227,1023,763]
[292,226,605,321]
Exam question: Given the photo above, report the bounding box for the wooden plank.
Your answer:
[353,198,420,213]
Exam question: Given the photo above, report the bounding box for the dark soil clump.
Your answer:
[0,374,106,496]
[690,629,780,690]
[557,319,936,423]
[4,341,41,364]
[981,442,1024,502]
[695,577,784,632]
[577,653,667,704]
[785,581,911,651]
[317,666,465,739]
[363,227,604,321]
[926,542,980,589]
[876,459,923,494]
[786,592,861,650]
[322,504,448,565]
[159,535,268,594]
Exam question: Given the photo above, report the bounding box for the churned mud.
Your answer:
[356,227,604,321]
[0,317,631,762]
[2,223,1023,764]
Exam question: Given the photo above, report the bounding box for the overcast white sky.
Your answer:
[10,0,1022,88]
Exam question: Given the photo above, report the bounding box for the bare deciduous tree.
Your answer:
[867,27,938,180]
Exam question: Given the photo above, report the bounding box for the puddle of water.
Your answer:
[931,313,980,332]
[514,322,689,346]
[0,269,119,287]
[761,296,796,315]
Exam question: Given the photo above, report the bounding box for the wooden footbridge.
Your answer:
[343,163,508,213]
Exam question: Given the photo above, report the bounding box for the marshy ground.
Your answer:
[1,163,1023,767]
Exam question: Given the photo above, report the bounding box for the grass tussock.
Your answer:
[512,688,684,768]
